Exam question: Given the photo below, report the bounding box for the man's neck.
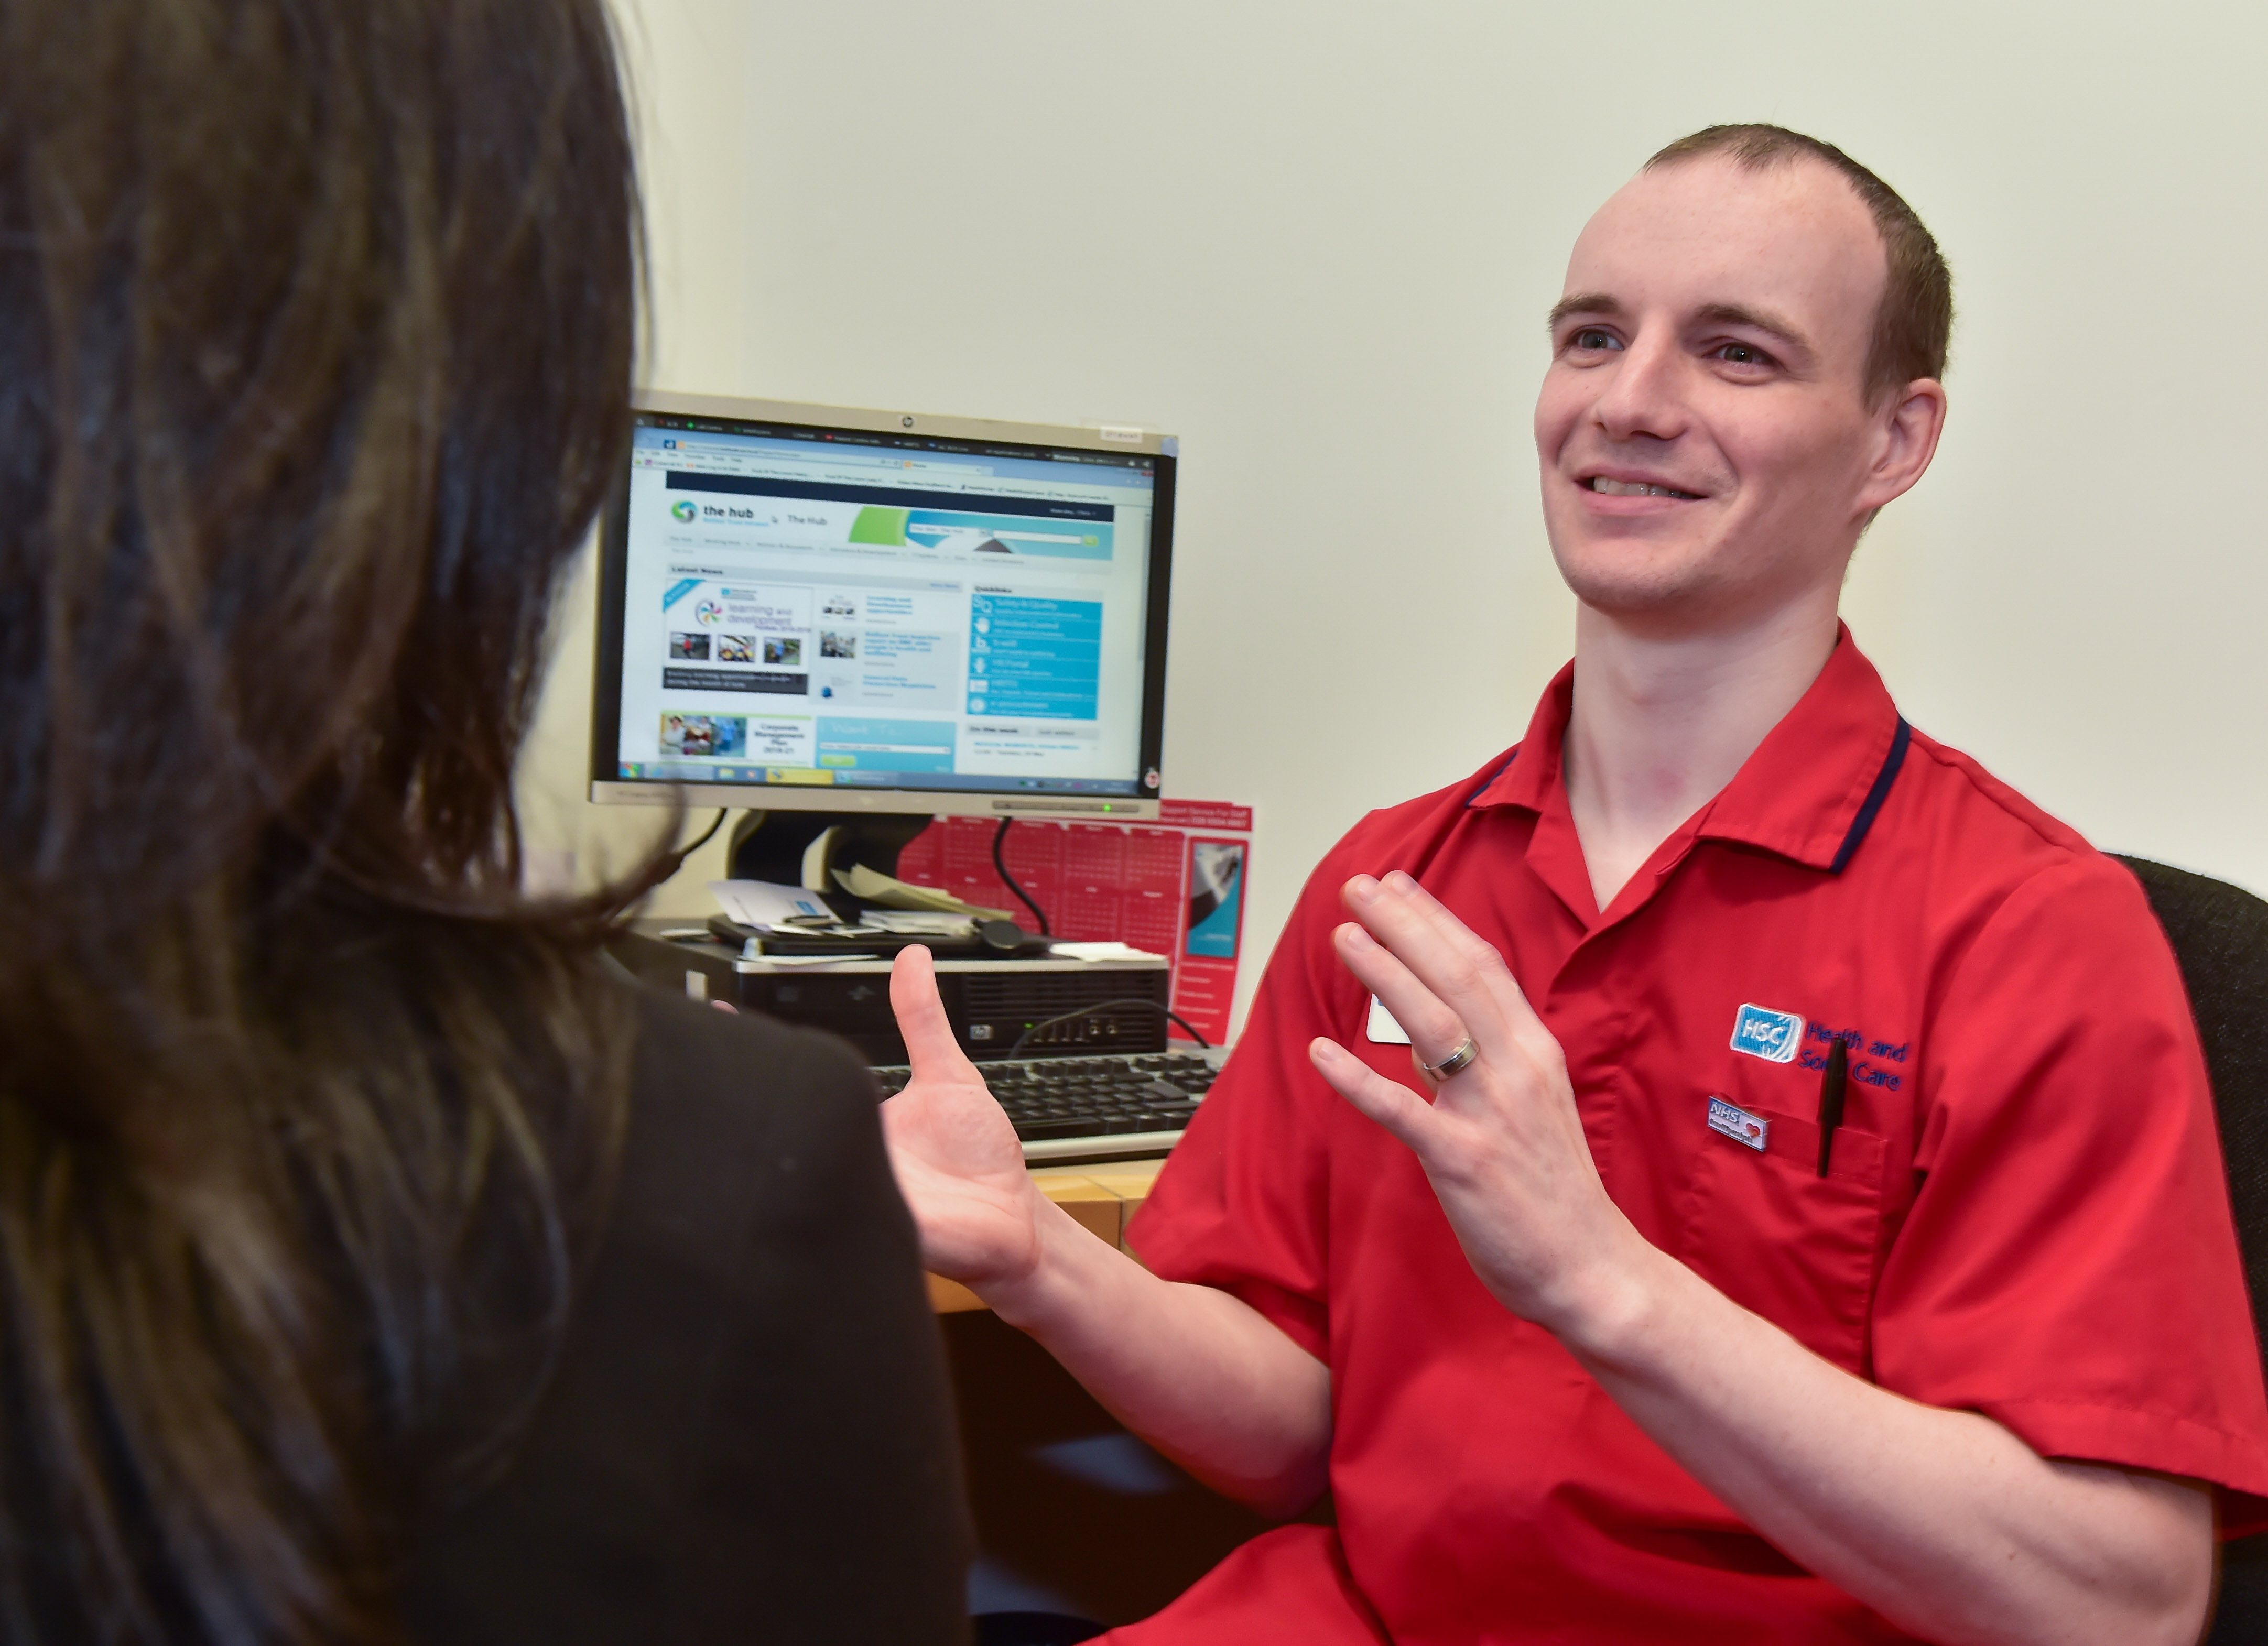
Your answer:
[1561,593,1841,914]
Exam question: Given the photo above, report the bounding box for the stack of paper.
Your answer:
[860,911,978,938]
[831,863,1014,923]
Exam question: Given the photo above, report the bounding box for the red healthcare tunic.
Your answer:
[1116,631,2268,1644]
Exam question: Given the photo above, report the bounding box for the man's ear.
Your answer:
[1857,378,1947,515]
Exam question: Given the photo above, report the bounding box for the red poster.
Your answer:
[892,803,1255,1045]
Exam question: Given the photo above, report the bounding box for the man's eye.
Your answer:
[1716,342,1773,367]
[1571,328,1619,352]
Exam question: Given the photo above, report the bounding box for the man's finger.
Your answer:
[1350,873,1515,1009]
[1341,876,1514,1050]
[890,945,979,1077]
[1352,873,1553,1056]
[1309,1038,1441,1155]
[1384,871,1527,976]
[1389,869,1568,1070]
[1385,873,1545,1019]
[1331,920,1480,1063]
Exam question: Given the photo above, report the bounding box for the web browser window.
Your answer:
[611,412,1160,799]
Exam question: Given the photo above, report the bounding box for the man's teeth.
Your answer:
[1590,477,1698,499]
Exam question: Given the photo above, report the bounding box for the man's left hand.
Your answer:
[1309,870,1659,1343]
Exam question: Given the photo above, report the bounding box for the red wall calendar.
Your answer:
[892,799,1255,1047]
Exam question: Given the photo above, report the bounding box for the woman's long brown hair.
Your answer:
[0,0,652,1637]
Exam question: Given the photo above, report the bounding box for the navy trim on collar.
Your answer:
[1467,748,1519,806]
[1828,717,1911,875]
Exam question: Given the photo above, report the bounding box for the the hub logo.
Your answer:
[670,499,698,522]
[1730,1003,1805,1064]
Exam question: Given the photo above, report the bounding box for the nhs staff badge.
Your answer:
[1730,1002,1806,1063]
[1707,1096,1770,1151]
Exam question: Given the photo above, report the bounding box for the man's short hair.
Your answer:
[1647,124,1951,407]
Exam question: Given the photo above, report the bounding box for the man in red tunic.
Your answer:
[884,125,2268,1643]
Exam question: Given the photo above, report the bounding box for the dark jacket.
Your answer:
[403,985,970,1643]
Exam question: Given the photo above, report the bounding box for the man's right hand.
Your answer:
[882,944,1333,1515]
[880,944,1047,1289]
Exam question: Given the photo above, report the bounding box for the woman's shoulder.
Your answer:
[611,982,905,1274]
[626,983,881,1132]
[401,982,969,1644]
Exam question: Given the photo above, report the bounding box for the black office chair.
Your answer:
[2115,855,2268,1642]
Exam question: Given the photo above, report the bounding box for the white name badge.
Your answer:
[1707,1096,1770,1152]
[1365,996,1412,1045]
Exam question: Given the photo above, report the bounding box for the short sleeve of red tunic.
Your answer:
[1869,844,2268,1526]
[1128,823,1385,1366]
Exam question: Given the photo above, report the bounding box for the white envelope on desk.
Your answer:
[708,879,832,929]
[1050,941,1164,962]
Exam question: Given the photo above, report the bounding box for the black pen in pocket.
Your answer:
[1817,1037,1848,1178]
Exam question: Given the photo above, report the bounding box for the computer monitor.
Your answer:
[589,392,1175,824]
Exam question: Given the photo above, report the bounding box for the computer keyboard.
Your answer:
[870,1049,1219,1155]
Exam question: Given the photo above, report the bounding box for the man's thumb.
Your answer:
[891,944,972,1072]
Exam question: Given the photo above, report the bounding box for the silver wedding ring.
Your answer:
[1419,1037,1479,1081]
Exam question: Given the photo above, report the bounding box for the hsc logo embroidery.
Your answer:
[1730,1002,1806,1064]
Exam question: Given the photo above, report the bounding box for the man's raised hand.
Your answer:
[880,944,1048,1288]
[1306,871,1655,1342]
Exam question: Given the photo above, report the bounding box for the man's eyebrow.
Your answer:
[1692,301,1813,353]
[1546,292,1620,330]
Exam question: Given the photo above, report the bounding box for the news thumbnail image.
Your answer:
[658,713,747,759]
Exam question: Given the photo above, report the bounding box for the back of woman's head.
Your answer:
[0,1,642,1638]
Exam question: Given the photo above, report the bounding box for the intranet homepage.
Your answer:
[616,428,1154,798]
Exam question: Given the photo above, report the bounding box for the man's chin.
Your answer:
[1554,554,1733,624]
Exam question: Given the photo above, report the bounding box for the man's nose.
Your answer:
[1590,333,1689,444]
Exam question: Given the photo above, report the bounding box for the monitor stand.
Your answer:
[711,810,1051,958]
[723,809,933,896]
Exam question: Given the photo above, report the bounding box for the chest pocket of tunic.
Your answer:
[1673,1109,1890,1376]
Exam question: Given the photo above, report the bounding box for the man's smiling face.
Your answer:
[1535,154,1905,627]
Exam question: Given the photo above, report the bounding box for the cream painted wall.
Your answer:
[527,0,2268,1035]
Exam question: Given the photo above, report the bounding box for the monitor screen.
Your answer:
[589,396,1174,820]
